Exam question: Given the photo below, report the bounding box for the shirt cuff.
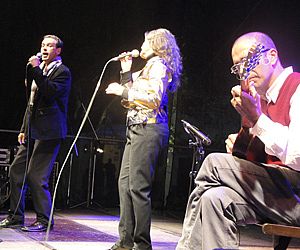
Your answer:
[251,114,269,137]
[120,71,132,85]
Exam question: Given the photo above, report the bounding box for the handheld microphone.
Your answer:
[112,49,140,61]
[36,52,42,59]
[181,120,212,146]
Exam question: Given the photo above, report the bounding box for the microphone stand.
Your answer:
[182,121,209,195]
[188,137,205,195]
[68,102,104,209]
[45,57,115,241]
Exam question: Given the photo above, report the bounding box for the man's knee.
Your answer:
[201,188,222,204]
[201,187,237,210]
[204,152,232,165]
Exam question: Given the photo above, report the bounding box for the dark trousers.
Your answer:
[117,123,169,250]
[8,138,61,224]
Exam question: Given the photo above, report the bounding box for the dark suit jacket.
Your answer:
[21,63,72,140]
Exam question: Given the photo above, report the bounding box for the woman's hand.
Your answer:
[105,82,125,96]
[119,52,133,72]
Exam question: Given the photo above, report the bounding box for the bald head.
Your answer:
[231,32,278,64]
[233,32,276,50]
[230,32,285,96]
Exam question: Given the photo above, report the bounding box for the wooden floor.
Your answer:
[0,207,300,250]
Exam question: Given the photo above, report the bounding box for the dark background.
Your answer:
[1,0,300,210]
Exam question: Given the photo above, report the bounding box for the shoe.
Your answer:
[108,243,132,250]
[21,221,52,232]
[0,216,24,228]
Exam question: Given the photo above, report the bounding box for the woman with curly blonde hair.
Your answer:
[106,28,182,250]
[145,28,182,92]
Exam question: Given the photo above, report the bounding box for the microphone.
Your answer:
[181,120,211,146]
[36,52,42,59]
[112,49,140,61]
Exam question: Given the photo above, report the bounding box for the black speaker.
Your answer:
[0,148,12,208]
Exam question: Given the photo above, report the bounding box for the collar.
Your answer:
[146,55,161,65]
[39,56,62,75]
[266,66,293,104]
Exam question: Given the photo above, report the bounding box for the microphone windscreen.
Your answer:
[131,49,140,58]
[36,52,42,59]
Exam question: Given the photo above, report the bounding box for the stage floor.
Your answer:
[0,207,299,250]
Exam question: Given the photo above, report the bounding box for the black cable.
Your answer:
[11,104,32,221]
[10,64,33,221]
[24,64,31,100]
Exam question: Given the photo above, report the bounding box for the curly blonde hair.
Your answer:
[145,28,183,92]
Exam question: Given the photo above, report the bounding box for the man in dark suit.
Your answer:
[0,35,71,232]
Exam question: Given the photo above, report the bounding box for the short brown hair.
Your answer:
[43,35,64,49]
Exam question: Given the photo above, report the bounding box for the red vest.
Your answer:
[233,72,300,165]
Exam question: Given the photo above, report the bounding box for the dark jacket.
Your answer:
[21,63,71,140]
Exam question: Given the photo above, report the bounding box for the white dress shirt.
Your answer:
[252,67,300,171]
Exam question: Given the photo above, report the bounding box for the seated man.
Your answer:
[176,32,300,249]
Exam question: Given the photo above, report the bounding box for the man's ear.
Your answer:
[56,47,62,56]
[268,48,278,66]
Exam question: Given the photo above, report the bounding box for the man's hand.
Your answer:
[230,83,262,127]
[18,133,26,144]
[28,55,41,67]
[225,133,238,153]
